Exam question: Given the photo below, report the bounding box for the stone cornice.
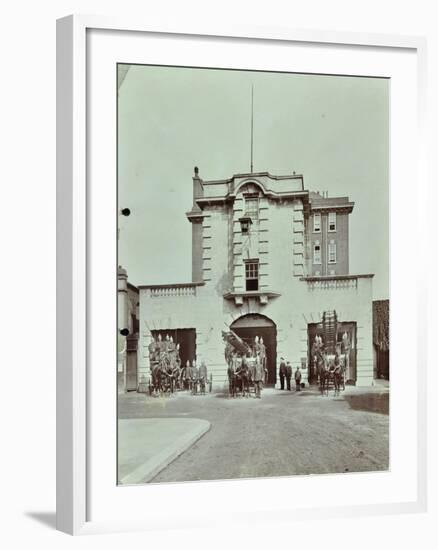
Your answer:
[310,203,354,214]
[202,171,304,185]
[194,190,310,210]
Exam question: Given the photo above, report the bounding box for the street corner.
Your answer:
[118,417,211,485]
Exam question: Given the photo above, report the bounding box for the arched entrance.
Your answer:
[230,314,277,386]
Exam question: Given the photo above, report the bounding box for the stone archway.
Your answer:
[230,314,277,385]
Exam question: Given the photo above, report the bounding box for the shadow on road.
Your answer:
[214,392,233,399]
[344,392,389,415]
[215,393,258,399]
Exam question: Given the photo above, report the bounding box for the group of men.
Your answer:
[148,333,181,368]
[278,358,302,392]
[182,360,209,393]
[148,333,210,393]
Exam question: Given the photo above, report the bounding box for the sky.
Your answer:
[118,64,389,300]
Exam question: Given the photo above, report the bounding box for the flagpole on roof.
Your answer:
[250,84,254,173]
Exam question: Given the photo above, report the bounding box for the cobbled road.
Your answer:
[118,385,389,483]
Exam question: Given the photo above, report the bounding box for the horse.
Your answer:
[149,352,176,395]
[227,362,237,398]
[318,353,345,396]
[318,363,330,396]
[157,353,171,393]
[317,353,333,396]
[333,364,343,396]
[235,361,250,397]
[149,361,163,395]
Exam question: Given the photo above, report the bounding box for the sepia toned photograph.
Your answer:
[116,64,390,485]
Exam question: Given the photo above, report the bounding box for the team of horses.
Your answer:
[315,351,346,396]
[226,356,267,398]
[227,360,251,398]
[149,355,210,396]
[149,354,180,395]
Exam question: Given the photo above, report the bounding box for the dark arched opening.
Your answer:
[230,314,277,386]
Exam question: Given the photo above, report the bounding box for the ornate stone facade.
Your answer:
[136,168,374,388]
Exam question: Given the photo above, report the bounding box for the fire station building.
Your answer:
[130,167,374,390]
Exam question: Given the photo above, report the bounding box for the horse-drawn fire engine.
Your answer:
[222,328,267,398]
[311,310,350,396]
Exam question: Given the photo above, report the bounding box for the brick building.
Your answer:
[129,167,374,390]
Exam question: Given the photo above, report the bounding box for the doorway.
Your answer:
[230,314,277,385]
[307,321,357,384]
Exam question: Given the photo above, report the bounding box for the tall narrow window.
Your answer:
[313,213,321,232]
[328,241,337,264]
[313,243,321,265]
[245,260,259,291]
[328,212,337,232]
[245,196,259,221]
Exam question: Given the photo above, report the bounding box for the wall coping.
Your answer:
[138,282,205,290]
[301,274,374,282]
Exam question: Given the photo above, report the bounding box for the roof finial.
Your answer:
[250,85,254,173]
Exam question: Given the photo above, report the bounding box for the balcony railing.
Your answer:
[139,282,204,298]
[301,274,373,291]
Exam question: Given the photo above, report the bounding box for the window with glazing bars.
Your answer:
[244,197,259,221]
[245,260,259,291]
[328,212,337,232]
[313,213,321,232]
[313,244,321,265]
[328,241,337,263]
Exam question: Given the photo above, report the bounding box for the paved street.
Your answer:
[118,384,389,484]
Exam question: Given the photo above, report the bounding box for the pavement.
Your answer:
[118,383,389,484]
[118,417,210,485]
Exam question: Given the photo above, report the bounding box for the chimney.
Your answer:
[189,166,204,283]
[192,165,204,207]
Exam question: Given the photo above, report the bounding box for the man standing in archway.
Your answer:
[253,353,264,399]
[259,337,267,383]
[279,357,287,390]
[286,362,292,391]
[294,365,302,391]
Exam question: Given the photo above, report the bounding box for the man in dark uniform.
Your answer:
[164,334,171,353]
[253,354,264,398]
[253,335,260,358]
[285,361,292,391]
[279,357,287,390]
[198,360,208,394]
[294,366,302,391]
[191,360,199,394]
[156,333,165,355]
[259,337,267,383]
[184,360,192,391]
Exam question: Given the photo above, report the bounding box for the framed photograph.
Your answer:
[57,15,427,535]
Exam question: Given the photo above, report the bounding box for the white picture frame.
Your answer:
[56,15,428,535]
